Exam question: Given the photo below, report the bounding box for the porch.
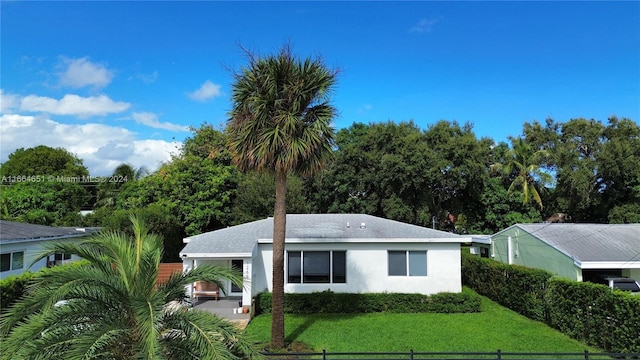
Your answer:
[192,296,251,328]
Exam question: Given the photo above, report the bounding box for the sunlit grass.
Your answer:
[245,295,599,352]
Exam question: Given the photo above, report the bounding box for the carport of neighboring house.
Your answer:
[489,223,640,282]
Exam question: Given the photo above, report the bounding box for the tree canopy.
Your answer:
[0,145,88,178]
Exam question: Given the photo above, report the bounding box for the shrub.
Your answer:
[0,271,34,312]
[461,252,551,321]
[462,252,640,353]
[1,261,88,313]
[546,279,640,352]
[254,288,481,315]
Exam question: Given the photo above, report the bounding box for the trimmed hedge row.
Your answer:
[546,279,640,353]
[462,252,640,353]
[1,261,87,312]
[254,288,481,315]
[0,271,34,312]
[461,252,552,321]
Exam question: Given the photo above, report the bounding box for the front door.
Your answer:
[231,259,243,294]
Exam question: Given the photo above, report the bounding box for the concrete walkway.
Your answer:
[192,297,251,329]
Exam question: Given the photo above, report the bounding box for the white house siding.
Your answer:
[0,240,81,280]
[255,241,462,296]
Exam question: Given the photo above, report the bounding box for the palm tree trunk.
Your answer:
[271,167,287,349]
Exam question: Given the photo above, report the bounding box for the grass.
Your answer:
[245,295,600,353]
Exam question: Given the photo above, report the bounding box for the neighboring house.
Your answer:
[180,214,471,307]
[0,220,96,279]
[469,235,491,258]
[490,223,640,282]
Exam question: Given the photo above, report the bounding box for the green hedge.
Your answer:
[461,252,552,322]
[546,279,640,352]
[462,252,640,352]
[0,271,34,312]
[254,288,481,315]
[1,261,88,313]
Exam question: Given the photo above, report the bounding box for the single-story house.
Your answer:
[180,214,471,307]
[489,223,640,282]
[0,220,97,279]
[469,235,491,258]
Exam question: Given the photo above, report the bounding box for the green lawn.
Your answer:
[245,295,600,353]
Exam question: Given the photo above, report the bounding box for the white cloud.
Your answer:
[357,104,373,114]
[409,18,441,34]
[188,80,222,102]
[0,114,180,176]
[131,112,190,132]
[59,57,114,89]
[19,94,130,118]
[136,71,159,83]
[0,90,20,114]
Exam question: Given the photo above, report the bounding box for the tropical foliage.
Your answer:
[490,137,552,209]
[0,215,260,360]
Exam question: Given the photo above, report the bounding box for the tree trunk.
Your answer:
[271,168,287,349]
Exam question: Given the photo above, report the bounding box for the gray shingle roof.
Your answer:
[0,220,94,243]
[181,214,466,256]
[514,223,640,263]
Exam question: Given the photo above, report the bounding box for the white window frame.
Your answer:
[388,250,427,277]
[1,251,25,272]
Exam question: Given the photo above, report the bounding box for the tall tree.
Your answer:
[491,137,552,209]
[0,215,259,360]
[227,45,337,349]
[0,145,89,178]
[94,163,148,209]
[0,146,90,225]
[111,126,240,236]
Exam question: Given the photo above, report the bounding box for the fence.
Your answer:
[263,350,640,360]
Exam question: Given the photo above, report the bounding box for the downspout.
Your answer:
[507,236,513,265]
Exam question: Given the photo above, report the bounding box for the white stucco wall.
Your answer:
[254,241,462,296]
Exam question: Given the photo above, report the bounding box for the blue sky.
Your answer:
[1,1,639,176]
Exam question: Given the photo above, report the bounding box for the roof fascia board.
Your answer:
[575,260,640,269]
[256,237,469,244]
[180,253,252,259]
[1,233,91,245]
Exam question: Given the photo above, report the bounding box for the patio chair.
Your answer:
[193,281,219,301]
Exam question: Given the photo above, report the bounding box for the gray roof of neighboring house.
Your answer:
[509,223,640,263]
[0,220,95,244]
[181,214,467,256]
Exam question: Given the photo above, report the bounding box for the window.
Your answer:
[55,253,72,261]
[303,251,330,283]
[287,251,346,284]
[388,250,427,276]
[1,251,25,272]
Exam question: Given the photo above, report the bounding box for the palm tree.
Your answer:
[95,164,149,209]
[226,45,337,349]
[491,137,552,209]
[0,215,260,360]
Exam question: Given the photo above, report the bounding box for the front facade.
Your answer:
[180,214,470,306]
[0,220,95,279]
[490,223,640,281]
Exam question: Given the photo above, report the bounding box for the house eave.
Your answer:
[257,237,469,244]
[179,252,252,259]
[574,260,640,269]
[0,233,91,245]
